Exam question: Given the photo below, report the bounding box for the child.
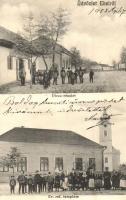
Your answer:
[10,175,16,194]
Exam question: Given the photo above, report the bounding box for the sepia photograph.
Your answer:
[0,0,126,93]
[0,93,126,196]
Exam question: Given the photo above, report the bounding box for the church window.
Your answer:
[89,158,96,170]
[55,157,63,171]
[17,157,27,172]
[40,157,49,171]
[105,167,109,171]
[75,158,83,171]
[104,130,107,136]
[105,157,108,163]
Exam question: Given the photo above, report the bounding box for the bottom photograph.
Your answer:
[0,108,125,196]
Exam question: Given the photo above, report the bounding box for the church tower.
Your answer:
[99,109,113,171]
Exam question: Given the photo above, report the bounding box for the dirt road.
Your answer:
[0,71,126,93]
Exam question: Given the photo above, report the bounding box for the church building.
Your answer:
[99,110,120,172]
[0,127,104,177]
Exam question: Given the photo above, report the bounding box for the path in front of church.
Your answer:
[0,183,126,195]
[1,71,126,93]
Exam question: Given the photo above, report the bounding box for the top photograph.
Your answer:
[0,0,126,93]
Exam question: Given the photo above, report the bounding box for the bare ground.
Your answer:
[0,71,126,93]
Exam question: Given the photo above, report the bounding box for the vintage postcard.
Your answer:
[0,0,126,199]
[0,93,126,198]
[0,0,126,93]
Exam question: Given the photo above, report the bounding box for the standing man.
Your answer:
[60,68,66,84]
[34,170,41,193]
[74,69,78,84]
[89,69,94,83]
[67,68,72,84]
[43,70,49,89]
[27,174,33,194]
[24,174,28,193]
[71,71,75,85]
[31,62,36,85]
[53,67,59,85]
[47,172,54,192]
[17,171,25,194]
[79,67,84,84]
[19,68,26,86]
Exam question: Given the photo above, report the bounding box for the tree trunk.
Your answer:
[52,46,56,69]
[42,55,48,70]
[30,57,33,89]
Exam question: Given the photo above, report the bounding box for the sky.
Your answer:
[0,0,126,64]
[0,93,126,164]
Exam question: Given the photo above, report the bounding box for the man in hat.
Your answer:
[27,174,33,194]
[60,68,66,84]
[34,170,41,193]
[17,171,25,194]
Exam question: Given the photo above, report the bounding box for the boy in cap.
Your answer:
[10,175,16,194]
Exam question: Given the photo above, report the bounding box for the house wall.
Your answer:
[112,150,120,170]
[36,53,71,74]
[0,46,31,85]
[0,46,16,85]
[0,141,103,175]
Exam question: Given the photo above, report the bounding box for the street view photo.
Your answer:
[0,0,126,93]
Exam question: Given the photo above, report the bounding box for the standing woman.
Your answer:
[103,170,111,190]
[54,173,60,192]
[88,172,95,190]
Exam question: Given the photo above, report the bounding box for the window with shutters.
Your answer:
[7,56,13,70]
[40,157,49,171]
[55,157,63,171]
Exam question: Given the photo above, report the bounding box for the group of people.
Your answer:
[9,170,126,194]
[19,62,95,88]
[37,67,94,89]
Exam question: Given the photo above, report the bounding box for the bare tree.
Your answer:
[14,12,39,88]
[0,147,21,174]
[37,7,71,69]
[70,47,83,69]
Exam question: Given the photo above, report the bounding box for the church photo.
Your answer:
[0,110,120,177]
[0,105,124,196]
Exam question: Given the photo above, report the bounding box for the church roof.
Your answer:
[0,127,103,148]
[112,146,120,154]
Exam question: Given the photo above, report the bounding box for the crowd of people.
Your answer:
[9,170,126,194]
[19,63,95,88]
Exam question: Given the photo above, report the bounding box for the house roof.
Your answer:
[0,26,21,48]
[0,127,103,148]
[0,26,71,56]
[33,36,72,56]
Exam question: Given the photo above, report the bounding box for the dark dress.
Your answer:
[54,175,60,191]
[104,171,111,190]
[111,172,120,189]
